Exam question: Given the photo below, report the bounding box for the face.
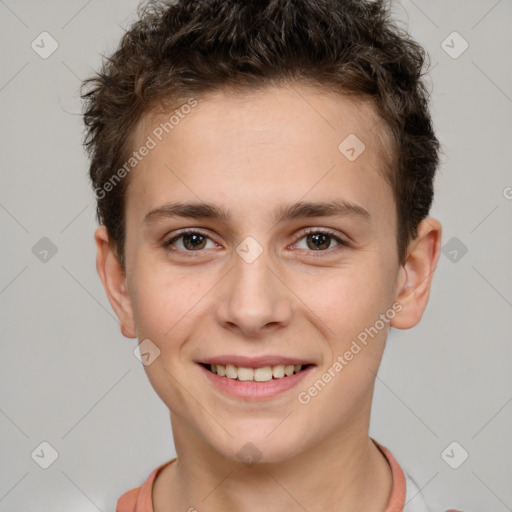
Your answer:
[101,84,424,464]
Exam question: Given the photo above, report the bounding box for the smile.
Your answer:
[202,363,311,382]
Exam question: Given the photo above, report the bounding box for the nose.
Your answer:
[215,246,293,338]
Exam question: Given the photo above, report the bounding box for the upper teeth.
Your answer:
[209,364,303,382]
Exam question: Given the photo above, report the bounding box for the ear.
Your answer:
[94,226,136,338]
[390,218,442,330]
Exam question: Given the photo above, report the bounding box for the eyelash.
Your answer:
[163,228,349,258]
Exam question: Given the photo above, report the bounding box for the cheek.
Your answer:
[128,260,181,337]
[128,264,205,407]
[129,260,217,346]
[297,260,393,336]
[293,262,396,382]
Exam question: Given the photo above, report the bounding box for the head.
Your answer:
[83,0,442,464]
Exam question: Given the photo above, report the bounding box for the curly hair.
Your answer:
[81,0,440,267]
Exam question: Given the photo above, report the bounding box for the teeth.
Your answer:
[272,365,285,378]
[226,364,237,379]
[284,365,294,376]
[254,366,272,382]
[209,363,305,382]
[237,367,254,381]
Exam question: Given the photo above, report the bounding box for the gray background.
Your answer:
[0,0,511,510]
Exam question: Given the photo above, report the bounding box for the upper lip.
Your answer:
[199,355,314,368]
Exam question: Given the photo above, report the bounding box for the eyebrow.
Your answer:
[143,199,371,226]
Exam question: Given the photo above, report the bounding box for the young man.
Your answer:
[82,0,455,510]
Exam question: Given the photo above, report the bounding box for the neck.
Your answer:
[153,418,393,512]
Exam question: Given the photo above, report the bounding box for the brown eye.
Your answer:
[181,233,207,250]
[294,229,346,252]
[305,232,332,250]
[165,230,216,253]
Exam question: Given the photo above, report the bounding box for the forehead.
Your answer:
[127,84,395,227]
[141,84,391,163]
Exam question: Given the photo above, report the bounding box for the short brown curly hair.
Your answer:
[81,0,440,267]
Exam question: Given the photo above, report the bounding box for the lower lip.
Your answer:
[199,364,314,400]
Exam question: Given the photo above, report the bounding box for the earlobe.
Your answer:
[390,218,442,330]
[94,226,137,338]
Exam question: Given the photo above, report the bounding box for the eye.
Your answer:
[163,227,349,258]
[292,228,348,253]
[164,229,218,254]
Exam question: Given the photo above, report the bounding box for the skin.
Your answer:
[95,83,442,511]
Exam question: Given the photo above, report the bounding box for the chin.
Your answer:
[210,421,307,465]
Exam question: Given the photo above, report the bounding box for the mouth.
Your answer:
[197,356,316,400]
[200,362,314,382]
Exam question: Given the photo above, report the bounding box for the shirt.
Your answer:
[117,439,431,512]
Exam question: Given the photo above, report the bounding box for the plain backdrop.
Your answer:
[0,1,511,510]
